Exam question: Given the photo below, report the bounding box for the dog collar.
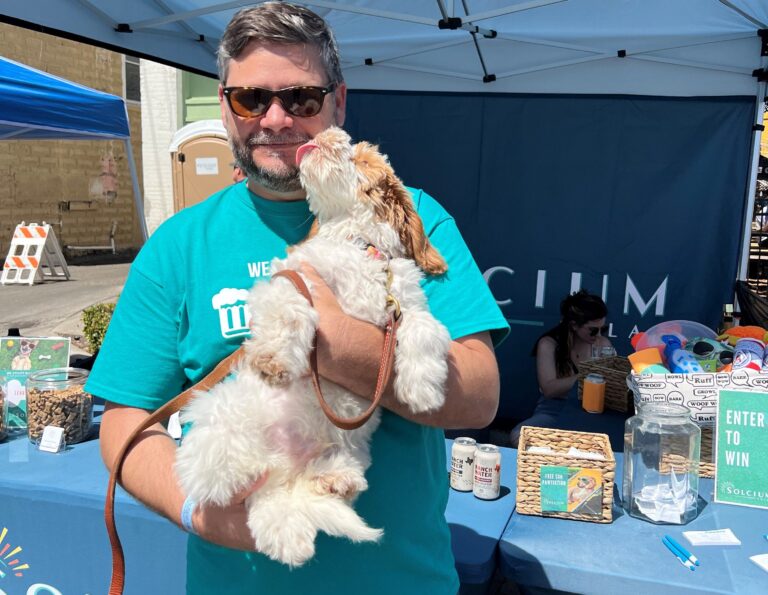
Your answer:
[347,236,388,261]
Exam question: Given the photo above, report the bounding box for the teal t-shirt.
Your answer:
[87,180,509,595]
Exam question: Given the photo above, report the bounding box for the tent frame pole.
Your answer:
[736,73,767,284]
[124,138,149,242]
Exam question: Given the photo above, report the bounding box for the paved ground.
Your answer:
[0,263,131,355]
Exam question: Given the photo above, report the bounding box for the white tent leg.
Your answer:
[736,74,767,283]
[124,138,149,242]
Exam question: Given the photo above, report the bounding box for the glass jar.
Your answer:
[622,402,700,524]
[26,368,93,445]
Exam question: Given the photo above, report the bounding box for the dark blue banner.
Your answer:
[346,92,755,420]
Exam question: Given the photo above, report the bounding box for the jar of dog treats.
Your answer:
[26,368,93,445]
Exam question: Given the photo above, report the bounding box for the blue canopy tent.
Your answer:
[0,55,148,240]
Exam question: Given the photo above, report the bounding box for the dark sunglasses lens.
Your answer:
[279,87,324,117]
[693,341,714,356]
[229,88,268,117]
[589,327,599,337]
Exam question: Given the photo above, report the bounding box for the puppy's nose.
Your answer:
[296,141,319,165]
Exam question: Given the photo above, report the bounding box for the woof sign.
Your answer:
[715,389,768,509]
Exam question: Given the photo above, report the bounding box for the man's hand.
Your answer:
[192,474,269,551]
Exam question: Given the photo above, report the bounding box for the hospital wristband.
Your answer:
[180,495,198,535]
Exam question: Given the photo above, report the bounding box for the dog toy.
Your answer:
[716,325,768,347]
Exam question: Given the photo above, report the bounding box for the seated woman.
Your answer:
[510,290,613,447]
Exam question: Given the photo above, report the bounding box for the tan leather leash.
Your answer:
[106,269,399,593]
[272,269,401,430]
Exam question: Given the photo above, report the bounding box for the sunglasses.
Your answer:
[586,325,609,337]
[222,83,337,118]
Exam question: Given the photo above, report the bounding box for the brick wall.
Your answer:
[0,23,144,260]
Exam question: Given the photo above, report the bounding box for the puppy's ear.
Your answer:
[381,171,447,276]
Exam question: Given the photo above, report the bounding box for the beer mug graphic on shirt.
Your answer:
[212,288,251,338]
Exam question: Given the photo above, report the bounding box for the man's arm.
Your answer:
[100,402,265,551]
[306,269,500,429]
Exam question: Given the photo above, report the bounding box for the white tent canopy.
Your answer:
[2,0,765,273]
[2,1,765,96]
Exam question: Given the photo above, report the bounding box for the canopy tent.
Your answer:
[4,1,766,419]
[0,55,148,240]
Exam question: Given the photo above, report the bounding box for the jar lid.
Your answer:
[26,367,89,387]
[638,402,692,418]
[585,373,605,383]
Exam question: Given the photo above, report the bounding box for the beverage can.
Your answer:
[473,444,501,500]
[733,337,764,373]
[582,373,606,414]
[450,437,477,491]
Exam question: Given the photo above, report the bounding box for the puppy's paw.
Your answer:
[252,352,292,386]
[250,508,317,567]
[311,471,368,500]
[398,381,446,414]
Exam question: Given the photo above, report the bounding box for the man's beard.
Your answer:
[229,131,310,193]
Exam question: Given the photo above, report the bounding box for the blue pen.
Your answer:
[664,535,700,566]
[662,537,695,571]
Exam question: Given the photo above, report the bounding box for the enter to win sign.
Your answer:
[715,389,768,509]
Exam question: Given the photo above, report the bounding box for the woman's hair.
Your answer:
[532,289,608,377]
[217,1,344,86]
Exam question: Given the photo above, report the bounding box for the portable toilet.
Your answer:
[170,120,236,212]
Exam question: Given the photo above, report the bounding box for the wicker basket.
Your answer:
[659,428,713,478]
[516,426,615,523]
[577,356,633,412]
[700,427,714,478]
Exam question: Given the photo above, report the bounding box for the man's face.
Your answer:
[220,41,347,200]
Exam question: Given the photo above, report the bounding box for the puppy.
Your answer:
[11,339,38,371]
[175,127,451,567]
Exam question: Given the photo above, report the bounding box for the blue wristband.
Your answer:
[180,495,198,535]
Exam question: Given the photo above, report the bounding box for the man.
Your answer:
[88,3,508,594]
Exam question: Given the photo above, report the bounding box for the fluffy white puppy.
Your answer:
[175,127,451,567]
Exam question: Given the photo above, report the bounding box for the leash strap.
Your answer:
[107,269,397,593]
[271,269,399,431]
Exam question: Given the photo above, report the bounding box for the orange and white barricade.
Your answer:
[1,222,70,285]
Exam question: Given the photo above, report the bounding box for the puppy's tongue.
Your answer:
[296,141,319,165]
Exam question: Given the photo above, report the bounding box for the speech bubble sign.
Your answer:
[638,381,666,390]
[666,374,684,387]
[666,391,684,405]
[689,374,714,387]
[750,375,768,389]
[731,369,750,386]
[716,373,730,388]
[687,399,714,410]
[693,412,716,424]
[693,388,717,398]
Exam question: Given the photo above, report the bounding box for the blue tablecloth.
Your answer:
[444,442,517,589]
[0,434,187,595]
[499,452,768,595]
[0,432,516,594]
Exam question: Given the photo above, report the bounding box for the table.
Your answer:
[444,442,517,594]
[552,391,632,452]
[499,452,768,595]
[0,434,187,595]
[0,432,516,595]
